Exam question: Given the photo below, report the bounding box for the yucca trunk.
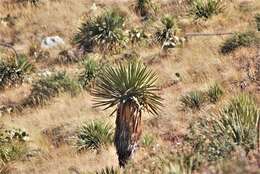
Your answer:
[114,99,142,167]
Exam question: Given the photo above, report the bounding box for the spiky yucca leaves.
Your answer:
[0,55,33,90]
[79,59,100,89]
[93,62,162,167]
[74,11,125,54]
[186,94,260,162]
[76,121,113,151]
[22,72,80,107]
[190,0,224,19]
[95,167,119,174]
[155,16,179,50]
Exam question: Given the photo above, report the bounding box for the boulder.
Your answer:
[41,36,65,49]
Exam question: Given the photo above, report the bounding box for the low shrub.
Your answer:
[207,83,224,103]
[220,31,259,54]
[190,0,224,19]
[22,72,81,107]
[180,91,206,110]
[75,121,113,151]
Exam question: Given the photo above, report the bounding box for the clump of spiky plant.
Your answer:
[93,61,162,167]
[190,0,224,19]
[22,72,81,107]
[76,121,113,151]
[0,55,33,90]
[180,91,206,110]
[74,10,126,54]
[255,13,260,31]
[207,83,224,103]
[221,31,259,54]
[155,15,180,51]
[79,58,100,89]
[186,94,260,162]
[95,167,119,174]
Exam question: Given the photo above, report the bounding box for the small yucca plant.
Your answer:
[180,91,206,110]
[0,55,33,90]
[76,121,113,151]
[22,72,81,107]
[190,0,224,19]
[95,167,119,174]
[155,15,180,50]
[207,83,224,103]
[79,58,100,89]
[74,10,125,54]
[221,31,259,54]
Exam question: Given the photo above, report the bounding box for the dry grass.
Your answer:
[0,0,259,173]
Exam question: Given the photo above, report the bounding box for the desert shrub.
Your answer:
[221,31,259,54]
[95,167,119,174]
[186,94,260,162]
[76,121,113,151]
[180,91,206,110]
[155,15,180,50]
[190,0,224,19]
[135,0,157,18]
[207,83,224,103]
[255,13,260,31]
[0,55,33,90]
[0,128,29,164]
[23,72,81,107]
[79,58,100,89]
[74,10,125,54]
[128,28,148,46]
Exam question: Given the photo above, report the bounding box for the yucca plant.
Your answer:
[190,0,224,19]
[207,83,224,103]
[79,58,100,89]
[76,121,113,151]
[93,61,162,167]
[22,72,81,107]
[221,31,259,54]
[180,91,206,110]
[95,167,119,174]
[0,55,33,90]
[155,15,180,51]
[74,10,125,54]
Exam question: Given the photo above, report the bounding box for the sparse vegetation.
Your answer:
[190,0,224,19]
[74,10,126,54]
[207,83,224,103]
[135,0,157,18]
[76,121,113,151]
[221,31,259,54]
[95,167,119,174]
[180,91,206,110]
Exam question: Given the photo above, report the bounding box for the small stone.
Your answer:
[41,36,65,49]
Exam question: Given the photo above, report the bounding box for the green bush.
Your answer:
[180,91,206,110]
[76,121,113,151]
[207,83,224,103]
[23,72,81,107]
[0,55,33,90]
[190,0,224,19]
[221,31,259,54]
[186,94,260,162]
[74,10,125,54]
[255,13,260,31]
[79,58,100,89]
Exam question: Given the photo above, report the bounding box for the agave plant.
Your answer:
[74,10,125,54]
[155,15,180,51]
[93,61,162,167]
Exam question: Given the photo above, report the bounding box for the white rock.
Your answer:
[41,36,65,49]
